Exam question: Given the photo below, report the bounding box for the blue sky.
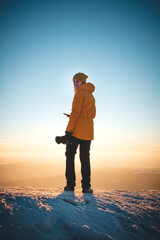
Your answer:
[0,0,160,166]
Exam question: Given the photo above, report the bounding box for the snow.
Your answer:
[0,187,160,240]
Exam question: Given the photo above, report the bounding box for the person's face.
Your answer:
[73,80,83,91]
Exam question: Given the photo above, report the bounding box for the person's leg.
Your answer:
[65,138,78,189]
[79,140,91,190]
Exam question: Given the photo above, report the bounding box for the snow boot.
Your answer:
[64,186,74,192]
[82,188,93,193]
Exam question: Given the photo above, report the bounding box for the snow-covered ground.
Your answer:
[0,187,160,240]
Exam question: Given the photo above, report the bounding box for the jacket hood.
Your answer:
[79,82,95,93]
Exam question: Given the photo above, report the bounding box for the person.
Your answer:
[64,72,96,193]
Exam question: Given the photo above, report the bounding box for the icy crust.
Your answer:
[0,187,160,240]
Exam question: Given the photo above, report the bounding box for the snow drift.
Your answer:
[0,187,160,240]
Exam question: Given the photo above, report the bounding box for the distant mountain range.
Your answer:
[0,161,63,182]
[0,162,160,190]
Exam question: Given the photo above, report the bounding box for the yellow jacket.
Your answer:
[66,83,96,140]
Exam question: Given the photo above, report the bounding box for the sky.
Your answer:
[0,0,160,169]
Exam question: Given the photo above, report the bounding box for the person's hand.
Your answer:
[65,131,73,144]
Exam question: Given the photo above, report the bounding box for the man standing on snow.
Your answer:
[64,72,96,193]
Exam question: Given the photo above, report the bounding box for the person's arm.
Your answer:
[92,106,96,119]
[66,91,83,133]
[92,99,96,119]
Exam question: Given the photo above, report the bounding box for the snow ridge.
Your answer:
[0,187,160,240]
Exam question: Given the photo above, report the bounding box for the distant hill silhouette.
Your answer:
[0,162,63,182]
[0,162,160,190]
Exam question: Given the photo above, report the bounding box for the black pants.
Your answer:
[65,136,91,189]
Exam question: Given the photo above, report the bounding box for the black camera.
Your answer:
[55,135,67,144]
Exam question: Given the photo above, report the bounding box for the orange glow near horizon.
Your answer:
[0,140,159,170]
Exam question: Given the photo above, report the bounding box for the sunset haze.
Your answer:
[0,0,160,186]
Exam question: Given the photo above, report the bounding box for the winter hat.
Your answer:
[73,72,88,84]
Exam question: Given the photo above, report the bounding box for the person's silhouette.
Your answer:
[63,73,96,193]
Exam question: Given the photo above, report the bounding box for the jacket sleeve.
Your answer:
[92,105,96,119]
[66,91,84,133]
